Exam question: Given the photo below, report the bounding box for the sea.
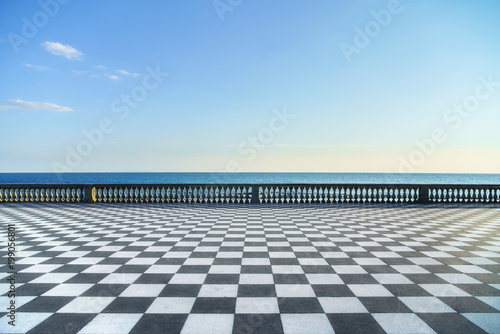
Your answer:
[0,173,499,185]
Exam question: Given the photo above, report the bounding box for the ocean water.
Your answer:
[0,173,499,185]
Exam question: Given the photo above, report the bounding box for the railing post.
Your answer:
[82,185,94,203]
[251,185,260,204]
[419,186,430,205]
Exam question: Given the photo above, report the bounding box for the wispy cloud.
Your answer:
[72,70,89,76]
[104,73,120,80]
[0,99,74,112]
[94,65,107,70]
[25,63,49,71]
[41,41,83,60]
[117,69,140,77]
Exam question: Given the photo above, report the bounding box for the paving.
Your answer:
[1,203,499,334]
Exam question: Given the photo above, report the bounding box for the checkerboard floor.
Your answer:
[1,203,499,334]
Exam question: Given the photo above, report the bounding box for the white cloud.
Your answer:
[41,41,83,60]
[104,73,120,80]
[89,74,98,78]
[25,63,49,71]
[0,99,74,112]
[117,69,140,77]
[94,65,107,69]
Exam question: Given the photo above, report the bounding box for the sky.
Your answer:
[1,0,500,173]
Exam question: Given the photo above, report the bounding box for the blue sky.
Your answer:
[1,0,499,173]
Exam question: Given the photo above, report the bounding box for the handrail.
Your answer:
[0,183,499,204]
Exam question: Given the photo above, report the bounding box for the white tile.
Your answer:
[30,273,76,284]
[372,274,413,284]
[275,284,315,297]
[120,284,165,297]
[169,274,207,284]
[16,257,50,264]
[281,314,334,334]
[391,265,429,274]
[318,297,368,313]
[239,274,274,285]
[306,274,343,285]
[146,297,195,314]
[183,258,214,265]
[208,265,240,274]
[20,264,62,273]
[450,265,491,274]
[42,284,93,296]
[408,257,442,265]
[241,258,271,266]
[462,313,500,334]
[353,257,386,265]
[420,284,470,297]
[82,264,120,274]
[57,297,115,313]
[79,313,142,334]
[68,257,104,265]
[0,312,51,334]
[269,252,296,258]
[272,265,304,274]
[331,265,367,274]
[236,297,279,314]
[436,274,482,284]
[348,284,393,297]
[181,314,234,334]
[373,313,436,334]
[125,257,159,265]
[198,284,239,297]
[399,297,456,313]
[372,251,402,258]
[145,265,180,274]
[98,273,141,284]
[461,257,498,265]
[297,258,329,266]
[477,297,500,311]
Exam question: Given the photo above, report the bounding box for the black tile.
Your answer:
[18,296,74,312]
[41,257,75,264]
[191,297,236,313]
[13,273,44,283]
[339,274,378,284]
[241,266,272,274]
[156,258,186,265]
[130,314,188,334]
[359,297,412,313]
[234,313,284,333]
[273,274,308,284]
[270,258,300,265]
[418,313,487,334]
[384,284,433,297]
[15,283,58,296]
[278,297,323,313]
[205,274,240,284]
[440,297,499,313]
[103,297,155,313]
[404,274,447,284]
[135,274,173,284]
[243,252,269,258]
[421,265,460,274]
[238,285,276,297]
[326,258,357,266]
[327,314,385,334]
[302,265,335,274]
[159,284,202,297]
[98,257,129,264]
[66,273,108,283]
[362,265,398,274]
[28,313,96,334]
[312,284,355,297]
[82,284,129,297]
[468,273,500,284]
[52,265,91,273]
[213,258,242,265]
[177,265,211,274]
[189,252,217,258]
[114,265,150,273]
[456,284,500,296]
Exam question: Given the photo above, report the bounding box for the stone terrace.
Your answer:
[1,203,499,333]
